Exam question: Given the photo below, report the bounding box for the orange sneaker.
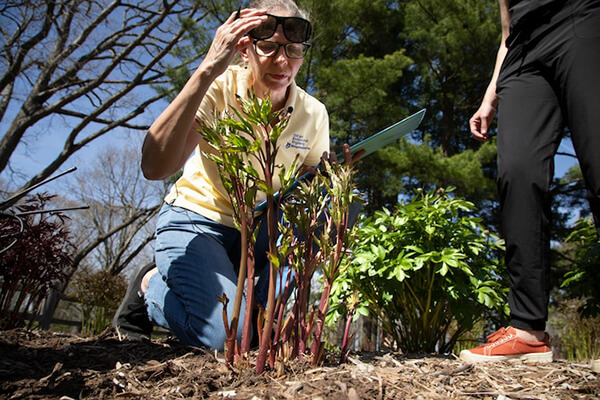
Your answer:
[459,327,553,363]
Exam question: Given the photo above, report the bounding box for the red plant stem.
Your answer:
[309,280,331,358]
[281,250,299,359]
[221,294,236,364]
[340,307,355,363]
[283,309,298,359]
[257,198,278,373]
[304,305,315,355]
[297,224,319,358]
[273,266,292,345]
[281,252,296,345]
[297,293,308,357]
[226,174,258,362]
[12,281,30,324]
[295,259,308,356]
[228,200,247,361]
[309,212,348,361]
[0,285,16,316]
[297,264,314,358]
[26,294,44,330]
[241,244,256,354]
[256,136,278,374]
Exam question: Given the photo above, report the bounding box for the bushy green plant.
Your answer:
[550,217,600,362]
[71,266,127,335]
[560,217,600,316]
[549,298,600,362]
[199,92,298,370]
[199,93,358,371]
[277,157,360,365]
[329,188,508,353]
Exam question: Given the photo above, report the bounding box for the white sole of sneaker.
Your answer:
[592,359,600,373]
[459,350,553,364]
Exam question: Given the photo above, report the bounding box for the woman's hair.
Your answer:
[249,0,310,21]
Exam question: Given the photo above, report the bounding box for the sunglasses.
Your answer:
[253,39,310,59]
[249,14,312,43]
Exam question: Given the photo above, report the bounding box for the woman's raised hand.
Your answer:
[202,9,267,76]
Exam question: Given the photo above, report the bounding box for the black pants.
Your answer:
[496,0,600,331]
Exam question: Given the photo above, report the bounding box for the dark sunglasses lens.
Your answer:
[249,15,277,40]
[282,17,311,42]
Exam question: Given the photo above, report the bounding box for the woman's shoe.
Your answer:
[459,327,553,363]
[112,262,155,340]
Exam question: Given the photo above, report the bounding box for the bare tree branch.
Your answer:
[106,206,160,275]
[0,0,214,201]
[0,1,57,93]
[17,92,166,204]
[70,205,158,270]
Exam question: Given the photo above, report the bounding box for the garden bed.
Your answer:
[1,328,598,399]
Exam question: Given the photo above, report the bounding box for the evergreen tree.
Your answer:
[302,0,500,213]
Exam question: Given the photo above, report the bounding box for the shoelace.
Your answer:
[486,327,509,343]
[484,333,515,349]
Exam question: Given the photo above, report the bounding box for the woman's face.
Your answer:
[242,10,304,102]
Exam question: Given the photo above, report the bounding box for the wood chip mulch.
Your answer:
[0,328,598,399]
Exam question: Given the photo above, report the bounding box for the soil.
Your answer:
[0,328,598,399]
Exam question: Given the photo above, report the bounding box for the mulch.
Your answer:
[0,328,598,399]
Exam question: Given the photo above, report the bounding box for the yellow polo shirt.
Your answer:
[164,65,330,227]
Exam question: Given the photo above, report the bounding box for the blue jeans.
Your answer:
[145,204,274,350]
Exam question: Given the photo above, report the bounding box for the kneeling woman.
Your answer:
[113,0,329,349]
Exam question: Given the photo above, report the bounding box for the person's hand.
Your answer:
[299,144,365,177]
[469,101,497,142]
[202,8,267,76]
[321,143,365,168]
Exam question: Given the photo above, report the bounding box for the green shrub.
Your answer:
[550,217,600,362]
[560,217,600,316]
[71,266,127,335]
[549,298,600,361]
[329,188,508,353]
[199,92,358,370]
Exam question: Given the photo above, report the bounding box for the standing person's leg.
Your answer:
[145,204,244,350]
[460,44,559,363]
[496,52,564,333]
[558,0,600,231]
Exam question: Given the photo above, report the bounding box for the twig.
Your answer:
[430,363,473,377]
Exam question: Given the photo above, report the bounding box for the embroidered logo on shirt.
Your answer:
[285,133,310,150]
